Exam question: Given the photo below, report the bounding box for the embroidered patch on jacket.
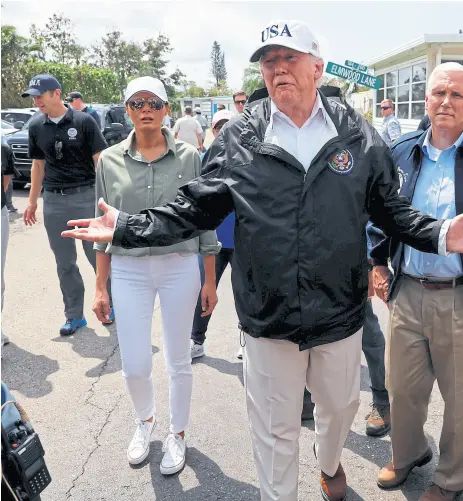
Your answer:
[397,166,408,194]
[328,149,354,175]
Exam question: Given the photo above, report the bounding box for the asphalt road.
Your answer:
[1,189,450,501]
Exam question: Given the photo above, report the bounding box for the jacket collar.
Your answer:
[242,87,358,147]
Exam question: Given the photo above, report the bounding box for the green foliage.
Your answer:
[1,14,185,107]
[242,62,265,96]
[363,109,373,123]
[210,41,227,86]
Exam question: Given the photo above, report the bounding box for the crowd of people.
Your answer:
[1,17,463,501]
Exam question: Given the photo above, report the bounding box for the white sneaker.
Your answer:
[127,418,155,465]
[190,339,205,359]
[237,345,244,360]
[160,433,186,475]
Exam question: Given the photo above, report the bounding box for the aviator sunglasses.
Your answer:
[128,97,166,111]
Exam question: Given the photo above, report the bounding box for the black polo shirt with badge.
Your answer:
[28,107,107,189]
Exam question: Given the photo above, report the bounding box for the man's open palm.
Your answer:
[447,214,463,253]
[61,198,117,242]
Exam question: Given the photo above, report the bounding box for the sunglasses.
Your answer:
[127,97,165,111]
[55,140,63,160]
[381,106,391,110]
[234,100,247,105]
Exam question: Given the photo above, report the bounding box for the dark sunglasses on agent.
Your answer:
[234,99,247,105]
[128,97,166,111]
[381,106,391,110]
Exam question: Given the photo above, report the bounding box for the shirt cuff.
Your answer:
[438,219,453,256]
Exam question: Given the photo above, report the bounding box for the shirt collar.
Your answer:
[422,127,463,160]
[43,105,73,125]
[269,91,328,129]
[123,126,177,160]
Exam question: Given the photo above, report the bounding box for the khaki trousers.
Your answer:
[244,329,362,501]
[387,276,463,491]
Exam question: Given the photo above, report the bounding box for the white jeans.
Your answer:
[111,253,200,433]
[244,329,362,501]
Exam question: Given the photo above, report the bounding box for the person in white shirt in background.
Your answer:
[173,106,203,152]
[194,107,209,146]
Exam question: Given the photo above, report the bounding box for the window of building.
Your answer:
[375,61,426,120]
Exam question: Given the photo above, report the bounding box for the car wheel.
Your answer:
[13,181,27,189]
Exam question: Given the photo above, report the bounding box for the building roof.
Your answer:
[179,96,233,101]
[366,33,463,68]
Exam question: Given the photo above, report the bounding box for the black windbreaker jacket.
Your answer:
[113,88,443,350]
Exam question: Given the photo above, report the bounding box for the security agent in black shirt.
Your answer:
[22,73,112,336]
[66,91,101,128]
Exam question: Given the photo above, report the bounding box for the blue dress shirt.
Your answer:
[402,129,463,278]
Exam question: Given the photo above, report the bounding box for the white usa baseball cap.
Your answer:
[124,76,168,103]
[250,20,321,63]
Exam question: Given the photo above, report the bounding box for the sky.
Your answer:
[2,0,463,91]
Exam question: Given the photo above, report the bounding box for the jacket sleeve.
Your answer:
[113,132,234,249]
[366,221,390,266]
[94,155,110,253]
[192,150,221,256]
[366,130,443,254]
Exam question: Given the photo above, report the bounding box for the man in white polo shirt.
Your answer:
[173,105,203,151]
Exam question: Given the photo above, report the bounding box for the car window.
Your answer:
[1,120,15,129]
[108,108,133,128]
[22,111,42,130]
[1,112,33,124]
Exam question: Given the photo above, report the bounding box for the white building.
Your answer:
[367,33,463,134]
[178,96,235,123]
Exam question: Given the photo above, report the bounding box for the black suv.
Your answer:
[7,104,133,188]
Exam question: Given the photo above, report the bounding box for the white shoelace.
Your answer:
[131,419,150,448]
[162,433,184,456]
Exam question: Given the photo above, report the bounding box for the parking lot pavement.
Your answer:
[2,190,448,500]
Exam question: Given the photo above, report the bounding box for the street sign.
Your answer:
[326,62,382,90]
[345,60,368,72]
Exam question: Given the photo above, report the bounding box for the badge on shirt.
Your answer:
[67,128,78,140]
[328,149,354,175]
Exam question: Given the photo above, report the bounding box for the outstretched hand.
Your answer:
[61,198,117,242]
[447,215,463,253]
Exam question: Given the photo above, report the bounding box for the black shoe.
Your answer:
[302,401,315,421]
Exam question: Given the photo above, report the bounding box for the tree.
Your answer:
[207,80,232,97]
[36,13,87,66]
[210,41,227,86]
[242,62,265,96]
[1,25,34,107]
[91,30,144,99]
[180,80,206,98]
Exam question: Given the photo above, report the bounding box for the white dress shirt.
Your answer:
[263,92,451,256]
[264,92,338,171]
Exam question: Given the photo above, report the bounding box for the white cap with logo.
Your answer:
[212,110,233,129]
[249,20,320,63]
[124,76,168,103]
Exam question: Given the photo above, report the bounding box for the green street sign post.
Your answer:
[326,61,382,90]
[345,60,368,72]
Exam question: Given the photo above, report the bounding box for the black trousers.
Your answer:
[191,248,234,344]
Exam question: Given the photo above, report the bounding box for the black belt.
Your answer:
[403,274,463,290]
[44,184,94,195]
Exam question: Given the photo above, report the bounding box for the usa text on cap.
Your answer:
[21,74,61,98]
[249,20,320,63]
